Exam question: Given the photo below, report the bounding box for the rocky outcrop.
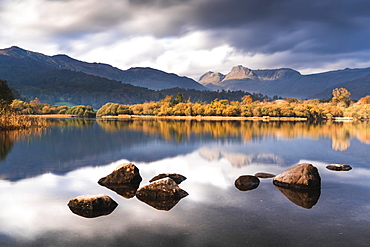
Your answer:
[234,175,260,191]
[274,185,321,209]
[223,65,257,81]
[67,194,118,218]
[273,163,321,190]
[326,164,352,171]
[254,172,275,178]
[136,178,188,210]
[98,163,142,186]
[198,71,225,85]
[149,173,187,184]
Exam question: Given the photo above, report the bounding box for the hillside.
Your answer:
[0,46,205,91]
[199,65,370,99]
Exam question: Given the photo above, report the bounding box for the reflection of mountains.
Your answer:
[199,148,284,167]
[97,120,370,151]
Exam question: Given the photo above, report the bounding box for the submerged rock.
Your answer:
[234,175,260,191]
[68,194,118,218]
[149,173,187,184]
[326,164,352,171]
[273,163,321,190]
[274,185,321,209]
[136,178,188,211]
[254,172,275,178]
[98,163,142,186]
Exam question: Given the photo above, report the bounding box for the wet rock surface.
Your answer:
[273,163,321,190]
[68,194,118,218]
[234,175,260,191]
[149,173,187,184]
[136,177,188,210]
[98,163,142,186]
[326,164,352,171]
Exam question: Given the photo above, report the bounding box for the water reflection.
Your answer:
[1,119,370,182]
[199,148,284,167]
[274,186,321,209]
[97,120,370,151]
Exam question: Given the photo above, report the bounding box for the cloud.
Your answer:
[1,0,370,78]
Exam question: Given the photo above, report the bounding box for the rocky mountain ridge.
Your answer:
[199,65,370,99]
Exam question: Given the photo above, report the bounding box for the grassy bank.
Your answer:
[0,108,48,130]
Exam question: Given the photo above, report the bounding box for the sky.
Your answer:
[1,0,370,80]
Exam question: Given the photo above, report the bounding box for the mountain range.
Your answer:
[0,46,204,91]
[199,65,370,99]
[1,46,370,107]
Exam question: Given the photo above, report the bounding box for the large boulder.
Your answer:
[234,175,260,191]
[273,163,321,190]
[149,173,187,184]
[136,178,188,210]
[68,194,118,218]
[98,163,142,186]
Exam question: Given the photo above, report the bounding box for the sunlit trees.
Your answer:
[331,88,351,107]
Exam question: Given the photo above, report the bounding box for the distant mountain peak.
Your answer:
[223,65,256,81]
[199,71,226,85]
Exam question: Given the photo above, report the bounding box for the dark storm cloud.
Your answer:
[177,0,370,55]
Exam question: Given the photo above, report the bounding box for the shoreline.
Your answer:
[30,114,361,122]
[101,115,308,121]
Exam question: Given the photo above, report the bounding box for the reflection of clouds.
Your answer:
[198,147,284,168]
[0,155,369,242]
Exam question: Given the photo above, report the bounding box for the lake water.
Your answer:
[0,119,369,246]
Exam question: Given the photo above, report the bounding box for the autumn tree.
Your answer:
[331,88,351,107]
[241,95,253,105]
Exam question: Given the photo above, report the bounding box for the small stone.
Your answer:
[149,173,187,184]
[234,175,260,191]
[326,164,352,171]
[254,172,275,178]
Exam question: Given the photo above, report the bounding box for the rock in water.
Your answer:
[136,178,188,210]
[149,173,187,184]
[254,172,276,178]
[234,175,260,191]
[68,194,118,218]
[98,163,142,186]
[326,164,352,171]
[273,163,321,190]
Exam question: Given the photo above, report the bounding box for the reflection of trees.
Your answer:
[0,132,14,161]
[0,130,43,162]
[97,120,370,151]
[47,119,95,128]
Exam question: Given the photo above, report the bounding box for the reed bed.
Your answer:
[0,108,48,130]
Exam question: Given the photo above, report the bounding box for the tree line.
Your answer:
[2,78,370,121]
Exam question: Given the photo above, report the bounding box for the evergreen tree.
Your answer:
[0,80,14,105]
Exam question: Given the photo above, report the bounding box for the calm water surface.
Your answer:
[0,120,369,246]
